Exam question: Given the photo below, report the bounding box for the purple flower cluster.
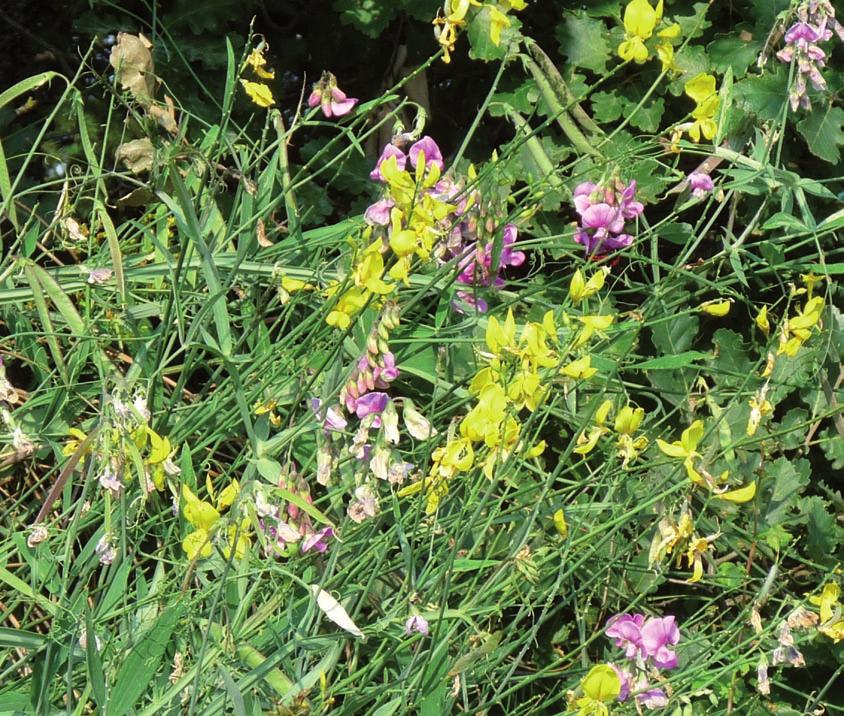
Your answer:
[605,613,681,710]
[572,179,644,257]
[454,224,525,312]
[255,469,334,555]
[777,1,844,111]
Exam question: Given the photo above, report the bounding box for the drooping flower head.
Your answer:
[307,71,358,118]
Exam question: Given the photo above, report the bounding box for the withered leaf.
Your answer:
[148,95,178,135]
[115,138,155,174]
[110,32,155,107]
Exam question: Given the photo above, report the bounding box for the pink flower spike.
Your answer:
[370,144,407,181]
[408,136,444,171]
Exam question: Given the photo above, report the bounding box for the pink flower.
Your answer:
[364,198,395,225]
[408,136,444,171]
[640,616,680,669]
[370,144,407,181]
[307,72,358,118]
[405,615,430,636]
[310,398,348,432]
[605,613,645,659]
[573,181,599,215]
[688,171,714,198]
[637,687,668,709]
[619,181,644,219]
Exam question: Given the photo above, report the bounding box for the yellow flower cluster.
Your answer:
[573,400,649,469]
[240,43,275,108]
[649,509,719,583]
[326,150,456,330]
[617,0,680,70]
[433,0,527,63]
[682,73,719,142]
[181,478,250,560]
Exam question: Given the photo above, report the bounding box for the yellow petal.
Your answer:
[623,0,658,39]
[716,481,757,503]
[656,438,687,458]
[553,508,568,538]
[756,306,770,336]
[684,73,717,105]
[240,80,274,108]
[183,529,213,559]
[618,37,649,63]
[699,299,732,316]
[581,664,621,702]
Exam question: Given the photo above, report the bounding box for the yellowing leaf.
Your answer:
[109,33,155,107]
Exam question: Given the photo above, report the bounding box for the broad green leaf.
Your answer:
[555,12,611,74]
[707,36,761,77]
[797,106,844,164]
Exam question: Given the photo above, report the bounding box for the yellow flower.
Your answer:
[656,41,675,71]
[576,664,620,715]
[486,308,518,355]
[715,481,757,503]
[683,73,719,142]
[657,419,706,484]
[488,5,511,46]
[240,80,274,108]
[746,393,773,437]
[699,298,732,316]
[568,267,607,303]
[755,305,770,336]
[561,355,597,380]
[778,296,824,356]
[461,383,508,446]
[354,243,394,295]
[685,534,715,583]
[246,47,275,79]
[326,287,368,330]
[809,582,844,642]
[574,314,614,348]
[617,0,662,62]
[573,399,613,455]
[553,508,568,538]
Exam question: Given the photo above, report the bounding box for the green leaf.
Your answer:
[109,604,182,716]
[0,626,46,649]
[707,36,761,78]
[762,457,809,527]
[635,351,709,370]
[626,96,665,133]
[555,12,611,74]
[804,496,840,562]
[651,313,699,355]
[733,71,788,120]
[797,106,844,164]
[467,6,521,61]
[333,0,395,38]
[674,2,712,39]
[590,91,624,123]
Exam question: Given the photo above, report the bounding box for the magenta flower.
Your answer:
[572,178,642,257]
[605,613,645,659]
[408,136,444,171]
[307,72,358,118]
[640,616,681,669]
[688,171,714,198]
[301,526,333,553]
[404,615,430,636]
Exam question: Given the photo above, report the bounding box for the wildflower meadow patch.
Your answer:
[0,0,842,714]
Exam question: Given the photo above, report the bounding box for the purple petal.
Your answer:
[370,144,407,181]
[408,136,444,171]
[364,198,395,225]
[355,391,389,418]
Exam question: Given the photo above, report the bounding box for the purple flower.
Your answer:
[573,181,600,215]
[453,291,489,314]
[619,180,644,219]
[637,687,668,710]
[640,616,680,669]
[364,198,395,225]
[310,398,348,432]
[354,391,389,419]
[370,144,407,181]
[688,171,714,199]
[404,615,429,636]
[408,136,444,171]
[605,614,645,659]
[307,73,358,118]
[302,526,333,553]
[785,21,822,44]
[500,224,526,268]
